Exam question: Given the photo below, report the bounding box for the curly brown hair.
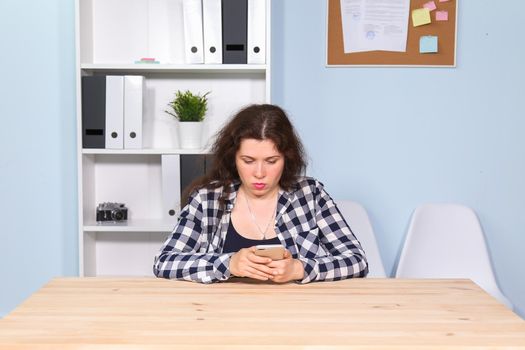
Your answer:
[183,104,307,205]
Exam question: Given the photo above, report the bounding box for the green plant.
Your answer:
[165,90,210,122]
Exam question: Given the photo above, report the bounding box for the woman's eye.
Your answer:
[243,159,254,164]
[266,160,277,164]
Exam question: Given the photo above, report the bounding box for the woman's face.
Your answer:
[235,138,285,198]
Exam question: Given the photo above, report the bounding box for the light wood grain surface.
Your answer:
[0,278,524,349]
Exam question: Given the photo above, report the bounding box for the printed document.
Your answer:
[340,0,410,53]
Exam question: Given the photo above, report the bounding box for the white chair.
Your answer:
[396,203,512,309]
[336,200,387,277]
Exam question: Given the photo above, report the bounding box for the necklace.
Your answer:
[243,191,277,239]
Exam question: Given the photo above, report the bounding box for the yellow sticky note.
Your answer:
[412,8,431,27]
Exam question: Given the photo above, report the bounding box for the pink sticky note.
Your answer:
[423,1,437,11]
[439,0,450,2]
[436,10,448,21]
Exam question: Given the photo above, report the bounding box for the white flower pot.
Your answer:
[178,122,203,149]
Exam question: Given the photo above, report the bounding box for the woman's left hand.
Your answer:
[266,250,304,283]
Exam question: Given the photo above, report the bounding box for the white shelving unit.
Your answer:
[75,0,271,277]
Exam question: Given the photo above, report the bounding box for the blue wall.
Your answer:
[272,0,525,317]
[0,0,77,316]
[1,0,524,319]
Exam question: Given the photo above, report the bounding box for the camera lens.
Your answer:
[111,209,123,221]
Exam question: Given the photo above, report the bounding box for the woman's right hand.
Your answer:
[229,247,275,281]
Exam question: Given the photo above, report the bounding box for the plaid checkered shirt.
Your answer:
[153,177,368,283]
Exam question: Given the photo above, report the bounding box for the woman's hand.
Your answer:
[266,250,305,283]
[230,247,275,281]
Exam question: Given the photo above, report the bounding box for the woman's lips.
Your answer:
[253,183,266,190]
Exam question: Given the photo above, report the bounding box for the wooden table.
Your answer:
[0,278,524,349]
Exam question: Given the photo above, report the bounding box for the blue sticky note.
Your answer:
[420,36,438,53]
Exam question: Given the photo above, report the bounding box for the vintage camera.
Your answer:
[96,202,128,222]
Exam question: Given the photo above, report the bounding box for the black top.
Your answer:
[222,219,281,253]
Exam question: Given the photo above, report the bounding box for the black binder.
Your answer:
[180,154,206,202]
[205,154,215,173]
[180,154,215,205]
[222,0,248,64]
[81,76,106,148]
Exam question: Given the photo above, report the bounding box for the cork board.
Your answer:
[326,0,457,66]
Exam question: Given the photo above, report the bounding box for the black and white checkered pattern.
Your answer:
[153,177,368,283]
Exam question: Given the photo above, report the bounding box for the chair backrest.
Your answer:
[396,203,512,309]
[336,200,386,277]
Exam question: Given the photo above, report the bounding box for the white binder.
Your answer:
[161,154,182,223]
[182,0,204,64]
[124,76,144,149]
[202,0,222,64]
[105,76,124,149]
[247,0,266,64]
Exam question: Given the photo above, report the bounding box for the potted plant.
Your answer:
[165,90,210,149]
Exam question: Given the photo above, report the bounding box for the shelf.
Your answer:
[77,0,271,277]
[82,148,210,155]
[84,219,175,232]
[80,63,267,74]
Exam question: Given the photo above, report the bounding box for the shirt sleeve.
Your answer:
[297,181,369,283]
[153,190,233,283]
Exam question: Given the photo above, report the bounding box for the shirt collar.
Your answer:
[223,180,240,211]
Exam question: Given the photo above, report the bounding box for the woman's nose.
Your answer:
[254,162,265,178]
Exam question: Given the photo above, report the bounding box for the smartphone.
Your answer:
[254,244,285,260]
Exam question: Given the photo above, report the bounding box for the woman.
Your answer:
[153,104,368,283]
